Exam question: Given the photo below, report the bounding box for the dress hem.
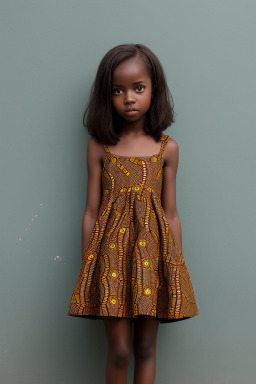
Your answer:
[67,311,199,324]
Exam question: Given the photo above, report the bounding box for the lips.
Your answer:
[125,109,138,116]
[126,108,137,112]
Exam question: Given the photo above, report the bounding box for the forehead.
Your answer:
[112,57,151,83]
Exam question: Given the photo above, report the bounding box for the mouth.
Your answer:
[125,108,138,116]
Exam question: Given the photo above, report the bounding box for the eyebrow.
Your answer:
[112,80,146,87]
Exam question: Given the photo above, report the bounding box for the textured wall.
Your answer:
[1,1,255,383]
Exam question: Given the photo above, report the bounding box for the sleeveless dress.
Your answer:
[67,133,199,323]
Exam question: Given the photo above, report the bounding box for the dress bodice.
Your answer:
[101,133,170,202]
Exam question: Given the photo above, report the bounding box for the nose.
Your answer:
[124,90,136,104]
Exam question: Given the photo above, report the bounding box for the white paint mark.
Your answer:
[18,202,45,240]
[53,255,63,262]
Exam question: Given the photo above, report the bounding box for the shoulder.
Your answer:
[163,135,179,166]
[87,136,102,150]
[86,137,105,163]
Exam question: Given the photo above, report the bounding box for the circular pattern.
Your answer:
[120,227,126,233]
[144,287,152,296]
[111,271,118,278]
[105,189,109,194]
[110,243,116,249]
[139,240,146,247]
[147,187,152,192]
[111,157,117,163]
[134,186,140,191]
[110,297,117,305]
[151,156,157,163]
[143,259,149,267]
[88,254,94,260]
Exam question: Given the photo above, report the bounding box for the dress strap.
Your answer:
[159,133,170,157]
[103,143,110,154]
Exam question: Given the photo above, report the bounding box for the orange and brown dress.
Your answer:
[68,133,199,323]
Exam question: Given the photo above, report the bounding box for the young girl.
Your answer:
[68,43,199,383]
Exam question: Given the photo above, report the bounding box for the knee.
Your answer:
[110,345,131,368]
[133,340,156,360]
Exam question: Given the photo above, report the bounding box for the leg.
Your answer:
[103,317,133,384]
[133,316,160,384]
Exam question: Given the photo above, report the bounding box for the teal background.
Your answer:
[1,1,256,383]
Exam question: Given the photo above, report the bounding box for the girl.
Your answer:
[68,43,199,384]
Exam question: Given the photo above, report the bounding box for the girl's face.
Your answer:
[111,57,153,124]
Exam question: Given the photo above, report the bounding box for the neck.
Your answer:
[119,117,147,138]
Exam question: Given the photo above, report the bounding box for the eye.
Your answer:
[136,85,145,92]
[112,88,123,95]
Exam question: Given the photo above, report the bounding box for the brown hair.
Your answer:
[83,43,174,144]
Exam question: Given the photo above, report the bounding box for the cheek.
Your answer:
[145,92,153,106]
[111,97,117,108]
[111,97,122,113]
[112,96,120,107]
[143,88,153,101]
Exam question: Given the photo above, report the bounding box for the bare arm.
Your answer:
[82,137,103,258]
[161,139,183,253]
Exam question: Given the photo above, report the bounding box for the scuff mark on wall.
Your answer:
[53,255,63,262]
[18,202,44,241]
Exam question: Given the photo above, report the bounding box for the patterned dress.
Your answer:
[67,133,199,323]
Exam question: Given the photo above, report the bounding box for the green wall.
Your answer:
[1,1,255,383]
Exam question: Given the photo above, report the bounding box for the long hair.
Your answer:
[83,43,174,144]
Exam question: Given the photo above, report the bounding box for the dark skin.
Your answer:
[83,57,182,383]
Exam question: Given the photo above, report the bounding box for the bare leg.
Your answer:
[133,316,160,384]
[103,317,133,384]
